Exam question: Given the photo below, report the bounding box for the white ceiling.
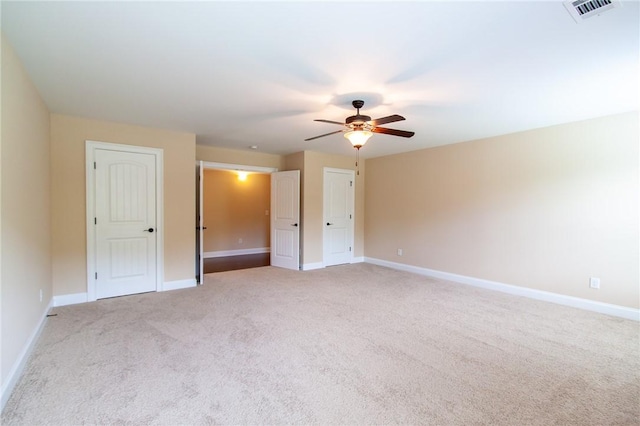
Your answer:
[2,1,638,159]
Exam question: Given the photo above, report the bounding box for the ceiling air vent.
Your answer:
[564,0,622,22]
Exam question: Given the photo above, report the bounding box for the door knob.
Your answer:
[327,222,333,226]
[291,223,298,227]
[144,228,154,233]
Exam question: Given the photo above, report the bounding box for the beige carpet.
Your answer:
[2,263,639,425]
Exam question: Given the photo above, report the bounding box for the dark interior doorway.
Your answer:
[203,252,270,273]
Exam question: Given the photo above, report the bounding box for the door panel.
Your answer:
[96,149,157,299]
[196,161,204,283]
[271,170,300,270]
[323,169,354,266]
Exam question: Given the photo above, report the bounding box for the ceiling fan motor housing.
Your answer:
[346,114,372,126]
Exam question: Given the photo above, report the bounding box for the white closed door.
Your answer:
[271,170,300,270]
[323,168,355,266]
[95,149,157,299]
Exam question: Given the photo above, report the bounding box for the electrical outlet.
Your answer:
[39,289,43,302]
[238,238,243,244]
[265,210,269,216]
[590,277,600,289]
[397,248,403,256]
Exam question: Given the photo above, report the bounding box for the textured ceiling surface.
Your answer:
[2,1,638,158]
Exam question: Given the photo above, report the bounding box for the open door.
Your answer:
[271,170,300,270]
[196,161,204,283]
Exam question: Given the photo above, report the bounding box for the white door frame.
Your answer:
[201,161,278,174]
[86,140,164,302]
[323,167,355,267]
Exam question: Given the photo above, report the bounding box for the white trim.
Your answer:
[365,257,640,321]
[161,279,197,292]
[85,140,164,302]
[302,262,324,271]
[352,256,364,263]
[1,299,52,411]
[200,161,278,173]
[204,247,270,258]
[53,292,88,307]
[324,167,355,174]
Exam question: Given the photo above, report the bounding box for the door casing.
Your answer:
[86,140,164,302]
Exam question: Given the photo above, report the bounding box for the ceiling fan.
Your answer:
[304,100,415,149]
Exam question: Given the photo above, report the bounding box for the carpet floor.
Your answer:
[2,264,639,425]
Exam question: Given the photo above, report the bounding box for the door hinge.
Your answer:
[350,181,353,187]
[95,272,98,279]
[350,214,352,219]
[349,246,352,252]
[94,217,97,225]
[94,162,96,170]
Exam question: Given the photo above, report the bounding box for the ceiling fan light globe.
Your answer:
[344,130,373,149]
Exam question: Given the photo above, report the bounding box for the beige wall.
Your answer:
[365,112,639,309]
[50,114,196,295]
[284,151,304,173]
[197,145,285,170]
[203,169,270,252]
[286,151,365,266]
[1,36,52,392]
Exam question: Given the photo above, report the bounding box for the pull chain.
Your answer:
[355,147,360,176]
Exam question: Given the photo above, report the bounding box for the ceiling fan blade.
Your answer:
[369,114,405,126]
[314,119,345,125]
[372,127,415,138]
[304,130,344,141]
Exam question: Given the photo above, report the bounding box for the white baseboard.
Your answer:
[204,247,270,258]
[162,278,197,292]
[54,279,198,304]
[53,292,88,307]
[302,262,324,271]
[302,257,363,270]
[365,257,640,321]
[1,299,53,411]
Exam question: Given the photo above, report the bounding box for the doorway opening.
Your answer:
[197,162,278,279]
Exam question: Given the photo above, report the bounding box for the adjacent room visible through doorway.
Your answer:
[202,168,271,273]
